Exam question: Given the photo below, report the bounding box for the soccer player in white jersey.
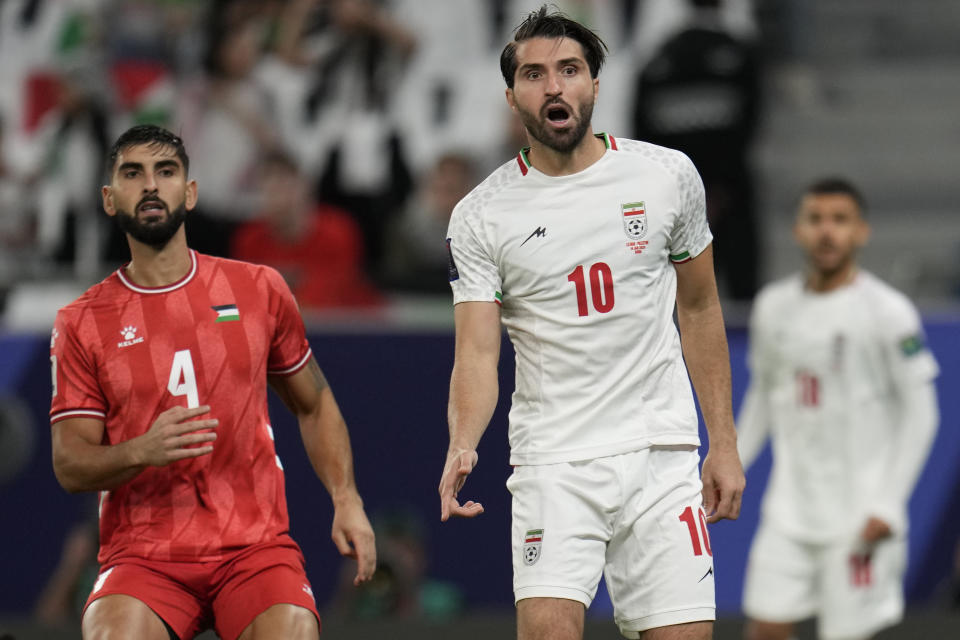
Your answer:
[737,178,940,640]
[436,6,744,640]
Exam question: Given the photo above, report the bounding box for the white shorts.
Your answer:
[743,522,906,640]
[507,446,715,638]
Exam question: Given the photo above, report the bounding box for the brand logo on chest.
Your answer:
[117,326,144,348]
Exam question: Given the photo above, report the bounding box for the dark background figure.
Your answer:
[383,151,477,295]
[632,0,762,301]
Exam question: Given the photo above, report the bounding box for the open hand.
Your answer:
[134,405,218,467]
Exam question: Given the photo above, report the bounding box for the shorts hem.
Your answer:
[515,586,592,608]
[743,600,815,625]
[617,606,715,637]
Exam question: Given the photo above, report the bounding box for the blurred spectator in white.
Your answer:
[0,116,35,295]
[266,0,417,276]
[384,151,478,294]
[176,0,283,257]
[390,0,502,175]
[230,151,383,311]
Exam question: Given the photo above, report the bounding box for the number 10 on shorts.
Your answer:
[679,506,712,556]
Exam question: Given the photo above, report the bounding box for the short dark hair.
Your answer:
[802,177,867,214]
[105,125,190,177]
[500,4,609,89]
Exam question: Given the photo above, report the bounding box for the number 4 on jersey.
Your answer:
[168,349,200,408]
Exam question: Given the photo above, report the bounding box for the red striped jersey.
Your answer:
[50,251,311,564]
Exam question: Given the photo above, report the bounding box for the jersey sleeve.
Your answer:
[263,267,312,376]
[668,153,713,264]
[737,292,774,470]
[49,311,107,424]
[446,199,501,305]
[878,295,938,386]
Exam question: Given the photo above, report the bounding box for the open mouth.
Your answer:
[138,200,166,216]
[545,104,571,126]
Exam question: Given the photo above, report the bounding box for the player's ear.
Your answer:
[505,87,517,111]
[185,179,198,211]
[102,185,116,217]
[855,217,871,248]
[593,77,599,104]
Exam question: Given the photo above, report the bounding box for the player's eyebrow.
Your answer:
[518,57,585,75]
[117,159,182,173]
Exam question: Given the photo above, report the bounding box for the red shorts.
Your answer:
[84,538,319,640]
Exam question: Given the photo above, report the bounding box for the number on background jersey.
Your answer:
[679,505,713,556]
[168,349,200,408]
[567,262,615,316]
[796,370,819,407]
[50,355,58,397]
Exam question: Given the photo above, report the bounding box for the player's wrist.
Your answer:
[330,487,364,509]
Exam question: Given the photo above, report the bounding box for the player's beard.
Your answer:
[517,95,594,154]
[114,200,187,249]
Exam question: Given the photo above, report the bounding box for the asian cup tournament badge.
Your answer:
[523,529,544,566]
[622,201,647,239]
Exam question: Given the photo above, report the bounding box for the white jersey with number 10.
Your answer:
[447,134,712,465]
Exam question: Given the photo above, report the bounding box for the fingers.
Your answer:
[439,449,478,521]
[352,532,377,586]
[441,497,484,521]
[332,521,377,586]
[705,484,743,523]
[162,404,212,421]
[171,418,219,436]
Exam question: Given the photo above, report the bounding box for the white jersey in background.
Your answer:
[737,271,939,542]
[447,134,712,465]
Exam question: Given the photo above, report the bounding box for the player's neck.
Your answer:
[123,231,192,288]
[527,129,606,177]
[805,263,858,293]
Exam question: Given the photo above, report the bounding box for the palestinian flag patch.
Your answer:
[212,304,240,323]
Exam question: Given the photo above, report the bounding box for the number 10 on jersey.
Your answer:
[567,262,615,316]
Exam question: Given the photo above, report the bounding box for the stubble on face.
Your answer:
[516,92,595,154]
[114,198,187,249]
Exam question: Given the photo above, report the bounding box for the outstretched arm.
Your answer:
[270,358,376,585]
[674,244,745,523]
[439,301,501,521]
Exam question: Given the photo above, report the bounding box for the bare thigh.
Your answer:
[82,594,171,640]
[517,597,585,640]
[236,603,318,640]
[641,620,712,640]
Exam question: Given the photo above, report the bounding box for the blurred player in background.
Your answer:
[737,178,940,640]
[49,125,376,640]
[438,6,743,640]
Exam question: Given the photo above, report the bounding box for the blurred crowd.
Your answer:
[0,0,763,317]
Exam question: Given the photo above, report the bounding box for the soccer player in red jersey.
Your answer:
[49,125,376,640]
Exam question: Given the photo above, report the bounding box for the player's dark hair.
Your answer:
[803,177,867,214]
[105,125,190,177]
[500,4,609,89]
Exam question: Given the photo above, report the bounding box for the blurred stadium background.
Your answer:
[1,0,958,638]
